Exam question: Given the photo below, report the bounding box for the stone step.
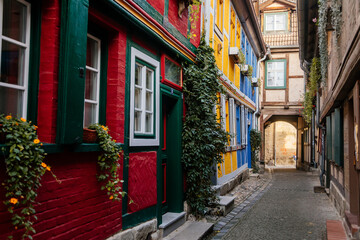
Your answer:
[163,221,214,240]
[219,195,235,216]
[159,212,186,237]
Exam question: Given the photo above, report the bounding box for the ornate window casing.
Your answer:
[129,47,160,146]
[84,34,101,127]
[161,54,182,90]
[0,0,31,118]
[265,59,287,89]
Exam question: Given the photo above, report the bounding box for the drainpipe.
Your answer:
[254,45,271,130]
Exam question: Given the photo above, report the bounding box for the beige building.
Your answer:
[256,0,310,168]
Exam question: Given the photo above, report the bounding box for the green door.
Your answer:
[160,87,183,214]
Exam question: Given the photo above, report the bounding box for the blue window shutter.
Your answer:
[236,105,241,145]
[241,105,245,145]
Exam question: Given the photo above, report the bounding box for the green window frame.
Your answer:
[264,12,288,33]
[265,59,287,89]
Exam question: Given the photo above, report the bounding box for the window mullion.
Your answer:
[141,66,147,133]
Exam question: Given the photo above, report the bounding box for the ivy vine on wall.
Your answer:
[182,35,228,217]
[317,0,328,84]
[303,58,321,124]
[330,0,342,48]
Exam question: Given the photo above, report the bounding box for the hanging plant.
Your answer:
[0,115,60,239]
[239,50,246,65]
[318,0,328,84]
[182,34,229,217]
[331,0,342,48]
[246,65,253,77]
[88,124,126,201]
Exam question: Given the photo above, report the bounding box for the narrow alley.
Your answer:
[212,170,341,240]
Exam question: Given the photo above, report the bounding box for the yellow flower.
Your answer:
[10,198,18,204]
[5,115,11,120]
[14,226,18,230]
[41,162,47,168]
[46,166,51,171]
[114,139,116,143]
[34,139,40,144]
[40,143,43,146]
[193,34,196,37]
[20,118,26,122]
[109,196,114,200]
[34,125,38,130]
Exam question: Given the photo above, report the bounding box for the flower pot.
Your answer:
[0,124,5,144]
[240,64,249,74]
[83,128,97,143]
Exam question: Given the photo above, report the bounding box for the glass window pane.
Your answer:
[135,87,142,109]
[86,37,99,69]
[267,62,273,70]
[0,86,23,117]
[3,0,27,43]
[275,15,285,30]
[84,102,97,127]
[266,15,274,31]
[146,91,152,111]
[165,58,181,86]
[145,113,152,133]
[275,73,284,86]
[134,111,141,132]
[85,70,97,100]
[135,64,142,86]
[1,40,26,86]
[146,69,153,90]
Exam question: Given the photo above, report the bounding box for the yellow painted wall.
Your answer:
[214,34,223,70]
[224,152,231,174]
[223,36,229,77]
[232,151,237,171]
[224,0,230,34]
[235,64,240,88]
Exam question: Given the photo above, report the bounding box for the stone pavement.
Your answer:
[209,169,342,240]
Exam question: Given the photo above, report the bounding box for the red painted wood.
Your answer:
[161,54,183,91]
[127,152,157,213]
[147,0,165,15]
[37,0,60,143]
[168,0,189,38]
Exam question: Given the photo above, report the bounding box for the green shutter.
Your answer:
[333,108,343,166]
[57,0,89,144]
[326,115,332,161]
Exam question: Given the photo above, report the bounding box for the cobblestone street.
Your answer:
[209,169,341,240]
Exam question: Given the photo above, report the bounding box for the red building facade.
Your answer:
[0,0,200,239]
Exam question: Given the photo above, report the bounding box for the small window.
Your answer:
[161,55,182,90]
[265,59,286,89]
[264,12,287,33]
[84,34,101,127]
[129,47,160,146]
[0,0,31,118]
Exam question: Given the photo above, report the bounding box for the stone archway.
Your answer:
[264,121,297,167]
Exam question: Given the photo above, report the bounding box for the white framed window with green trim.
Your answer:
[264,12,288,33]
[129,47,160,146]
[265,59,287,89]
[0,0,31,118]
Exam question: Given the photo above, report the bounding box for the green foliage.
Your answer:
[182,35,229,217]
[331,0,342,48]
[303,58,321,124]
[88,124,126,201]
[246,65,253,77]
[188,0,201,39]
[239,50,246,65]
[0,115,59,239]
[318,0,328,84]
[250,129,261,173]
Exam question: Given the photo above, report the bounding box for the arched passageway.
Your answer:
[264,121,297,167]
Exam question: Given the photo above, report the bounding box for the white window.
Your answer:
[0,0,31,118]
[229,98,236,146]
[241,105,245,145]
[245,107,248,145]
[129,47,160,146]
[266,60,286,88]
[84,34,101,127]
[264,12,287,32]
[220,94,226,130]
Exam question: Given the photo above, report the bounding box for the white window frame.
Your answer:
[264,12,287,32]
[129,47,160,146]
[84,34,101,127]
[241,105,245,145]
[245,107,248,145]
[229,98,236,146]
[0,0,31,118]
[220,94,226,130]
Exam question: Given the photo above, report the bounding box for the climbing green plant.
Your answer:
[182,35,229,217]
[250,129,261,173]
[318,0,328,84]
[188,0,201,39]
[0,115,60,239]
[88,124,127,201]
[331,0,342,48]
[303,58,321,124]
